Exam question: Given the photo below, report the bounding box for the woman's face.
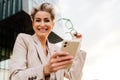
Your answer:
[32,11,54,38]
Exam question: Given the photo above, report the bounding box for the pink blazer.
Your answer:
[9,33,86,80]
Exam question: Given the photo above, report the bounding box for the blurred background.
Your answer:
[0,0,120,80]
[59,0,120,80]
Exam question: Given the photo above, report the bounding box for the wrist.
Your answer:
[43,65,50,76]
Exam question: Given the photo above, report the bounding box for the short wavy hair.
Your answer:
[31,3,55,21]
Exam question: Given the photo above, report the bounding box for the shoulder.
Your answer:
[17,33,31,38]
[15,33,33,44]
[16,33,32,41]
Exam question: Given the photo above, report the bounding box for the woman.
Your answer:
[9,3,86,80]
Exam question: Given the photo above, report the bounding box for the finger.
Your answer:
[72,33,82,39]
[75,34,82,38]
[52,65,66,71]
[52,59,73,68]
[51,51,69,58]
[56,55,73,62]
[52,60,73,71]
[50,55,73,64]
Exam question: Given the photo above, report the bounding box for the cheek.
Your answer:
[51,22,54,29]
[32,23,35,29]
[32,21,35,28]
[32,25,35,30]
[32,23,37,31]
[49,25,54,30]
[32,21,38,28]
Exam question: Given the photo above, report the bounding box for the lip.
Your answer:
[38,28,48,33]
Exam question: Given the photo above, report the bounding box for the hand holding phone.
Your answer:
[61,40,81,68]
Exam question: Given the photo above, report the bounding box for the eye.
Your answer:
[44,18,50,22]
[36,19,41,22]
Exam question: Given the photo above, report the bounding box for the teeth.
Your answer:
[45,28,48,30]
[38,28,48,33]
[37,26,48,31]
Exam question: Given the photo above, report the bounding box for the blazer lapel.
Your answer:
[32,34,63,79]
[32,34,47,65]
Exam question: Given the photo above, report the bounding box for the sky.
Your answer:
[59,0,120,80]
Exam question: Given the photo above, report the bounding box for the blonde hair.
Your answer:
[31,3,55,21]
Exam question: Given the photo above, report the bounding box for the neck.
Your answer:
[37,35,48,56]
[38,36,47,46]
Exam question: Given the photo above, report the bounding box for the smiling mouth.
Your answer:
[38,28,48,33]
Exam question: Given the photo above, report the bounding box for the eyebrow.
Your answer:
[35,18,41,19]
[35,17,49,19]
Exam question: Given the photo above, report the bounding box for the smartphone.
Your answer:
[61,40,81,68]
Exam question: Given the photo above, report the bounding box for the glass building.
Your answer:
[0,0,63,80]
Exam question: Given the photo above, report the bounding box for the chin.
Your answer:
[37,33,48,38]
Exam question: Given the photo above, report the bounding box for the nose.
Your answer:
[40,21,45,27]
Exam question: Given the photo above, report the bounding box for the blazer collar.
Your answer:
[32,34,62,79]
[32,34,56,64]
